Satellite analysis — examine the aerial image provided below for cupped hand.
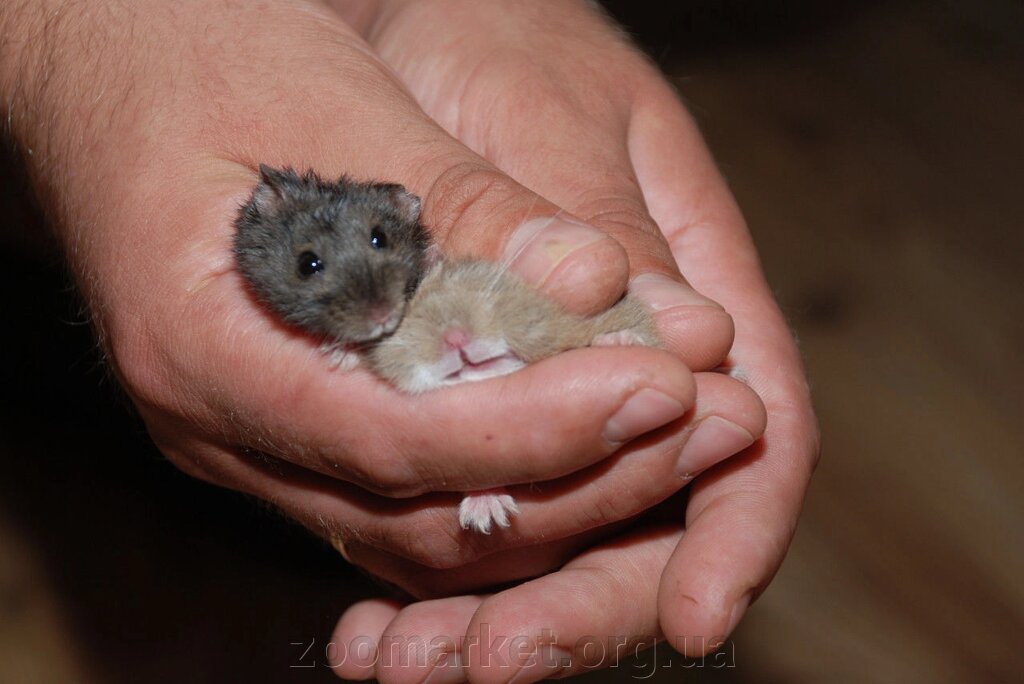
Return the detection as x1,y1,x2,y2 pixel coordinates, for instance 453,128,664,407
0,0,750,593
329,0,816,680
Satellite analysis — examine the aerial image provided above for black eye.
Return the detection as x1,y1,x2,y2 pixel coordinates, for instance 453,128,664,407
297,251,324,277
370,227,389,250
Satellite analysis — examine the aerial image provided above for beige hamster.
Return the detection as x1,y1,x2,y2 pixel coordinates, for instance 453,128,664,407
368,259,659,393
366,259,660,533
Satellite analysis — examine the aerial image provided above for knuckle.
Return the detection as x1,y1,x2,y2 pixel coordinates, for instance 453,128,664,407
397,511,473,569
103,316,178,415
351,452,425,497
424,161,527,251
572,185,661,237
581,482,645,529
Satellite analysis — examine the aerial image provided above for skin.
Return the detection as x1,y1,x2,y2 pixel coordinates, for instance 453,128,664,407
0,0,816,681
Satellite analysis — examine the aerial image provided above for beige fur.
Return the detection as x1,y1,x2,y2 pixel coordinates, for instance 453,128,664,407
367,259,659,394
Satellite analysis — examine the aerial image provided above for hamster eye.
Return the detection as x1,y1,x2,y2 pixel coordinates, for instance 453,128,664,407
370,227,389,250
297,251,324,277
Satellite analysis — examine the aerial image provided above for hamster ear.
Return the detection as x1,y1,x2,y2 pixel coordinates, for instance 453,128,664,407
377,184,422,223
251,164,299,215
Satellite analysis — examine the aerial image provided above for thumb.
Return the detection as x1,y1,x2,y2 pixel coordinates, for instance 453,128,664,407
151,1,632,316
209,14,630,316
410,163,629,316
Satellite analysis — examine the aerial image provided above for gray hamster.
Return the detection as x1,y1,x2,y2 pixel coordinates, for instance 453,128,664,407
234,165,428,346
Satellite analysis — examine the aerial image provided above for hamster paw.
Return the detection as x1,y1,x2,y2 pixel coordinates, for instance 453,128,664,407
458,489,519,534
591,327,656,347
319,342,361,371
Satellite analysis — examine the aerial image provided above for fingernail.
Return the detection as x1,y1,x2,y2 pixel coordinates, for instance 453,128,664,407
630,272,721,311
676,417,755,478
422,650,464,684
604,388,686,444
507,646,574,684
502,217,606,288
725,592,752,637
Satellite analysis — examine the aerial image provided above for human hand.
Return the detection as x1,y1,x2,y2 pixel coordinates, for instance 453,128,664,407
329,1,816,680
0,0,751,595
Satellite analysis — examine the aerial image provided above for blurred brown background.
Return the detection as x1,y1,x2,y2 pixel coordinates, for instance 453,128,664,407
1,0,1021,682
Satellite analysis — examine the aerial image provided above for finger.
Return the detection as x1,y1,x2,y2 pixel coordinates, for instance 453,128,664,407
335,527,616,599
626,74,805,384
150,422,638,577
181,372,760,584
462,526,682,684
333,528,683,684
364,0,735,369
630,273,735,370
146,424,608,574
627,81,820,651
360,596,482,684
657,405,818,655
330,598,404,680
144,260,695,495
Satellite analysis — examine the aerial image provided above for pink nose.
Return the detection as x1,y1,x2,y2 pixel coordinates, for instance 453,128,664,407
369,304,393,326
443,327,471,350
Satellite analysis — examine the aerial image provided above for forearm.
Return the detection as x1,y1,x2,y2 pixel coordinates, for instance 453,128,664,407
1,0,167,279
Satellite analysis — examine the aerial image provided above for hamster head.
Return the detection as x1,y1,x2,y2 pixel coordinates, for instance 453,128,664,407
234,165,429,345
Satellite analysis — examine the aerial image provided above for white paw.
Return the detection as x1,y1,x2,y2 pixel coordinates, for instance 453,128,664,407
319,342,360,371
458,490,520,535
591,328,651,347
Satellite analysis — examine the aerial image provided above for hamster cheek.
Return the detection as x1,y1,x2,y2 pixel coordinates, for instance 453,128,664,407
461,337,514,365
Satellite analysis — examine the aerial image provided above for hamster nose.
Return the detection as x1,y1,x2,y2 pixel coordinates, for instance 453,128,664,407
368,303,394,326
443,327,471,351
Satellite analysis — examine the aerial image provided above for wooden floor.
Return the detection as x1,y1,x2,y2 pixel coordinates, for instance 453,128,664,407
1,1,1021,682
